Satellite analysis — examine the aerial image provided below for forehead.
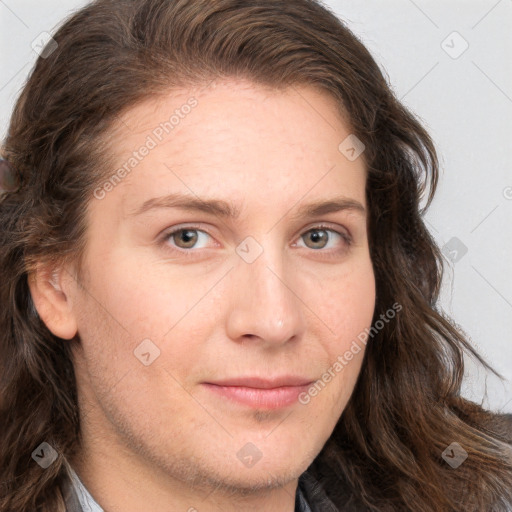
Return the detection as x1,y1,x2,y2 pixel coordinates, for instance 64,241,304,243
99,79,367,219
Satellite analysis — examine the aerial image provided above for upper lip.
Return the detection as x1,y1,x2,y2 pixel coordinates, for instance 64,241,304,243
205,376,315,389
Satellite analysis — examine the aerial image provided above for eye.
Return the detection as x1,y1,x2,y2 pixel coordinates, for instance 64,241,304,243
160,223,352,258
295,225,351,252
164,227,213,250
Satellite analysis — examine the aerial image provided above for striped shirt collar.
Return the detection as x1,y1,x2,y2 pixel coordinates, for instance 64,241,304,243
64,461,103,512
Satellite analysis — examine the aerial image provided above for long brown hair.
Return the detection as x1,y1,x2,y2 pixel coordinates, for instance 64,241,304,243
1,1,511,510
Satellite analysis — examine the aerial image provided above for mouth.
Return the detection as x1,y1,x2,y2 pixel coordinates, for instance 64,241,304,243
202,376,315,409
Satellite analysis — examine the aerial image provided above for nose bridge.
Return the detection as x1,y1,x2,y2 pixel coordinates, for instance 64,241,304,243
227,233,305,344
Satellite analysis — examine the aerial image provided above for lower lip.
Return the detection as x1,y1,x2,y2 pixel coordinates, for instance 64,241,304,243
202,383,311,409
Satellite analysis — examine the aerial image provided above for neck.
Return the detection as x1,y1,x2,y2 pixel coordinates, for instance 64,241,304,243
68,440,300,512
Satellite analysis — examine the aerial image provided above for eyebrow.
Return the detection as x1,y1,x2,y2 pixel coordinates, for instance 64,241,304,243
128,192,366,220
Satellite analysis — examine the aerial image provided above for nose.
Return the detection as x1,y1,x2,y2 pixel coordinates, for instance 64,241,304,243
225,239,306,348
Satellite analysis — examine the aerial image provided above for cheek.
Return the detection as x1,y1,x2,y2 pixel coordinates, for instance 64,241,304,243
79,249,202,339
317,260,376,343
72,249,217,392
296,260,375,411
76,239,375,360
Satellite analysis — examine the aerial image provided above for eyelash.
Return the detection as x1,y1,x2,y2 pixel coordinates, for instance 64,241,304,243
160,224,352,260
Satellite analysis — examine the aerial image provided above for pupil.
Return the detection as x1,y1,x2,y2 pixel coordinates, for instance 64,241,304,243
309,230,326,248
180,230,197,246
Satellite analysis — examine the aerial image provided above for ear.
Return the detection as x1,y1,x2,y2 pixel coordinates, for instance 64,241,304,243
28,263,78,340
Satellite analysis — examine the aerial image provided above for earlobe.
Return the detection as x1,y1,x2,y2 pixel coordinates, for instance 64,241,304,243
28,264,78,340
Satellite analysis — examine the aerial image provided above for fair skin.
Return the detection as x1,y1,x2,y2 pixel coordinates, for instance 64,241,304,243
29,79,375,512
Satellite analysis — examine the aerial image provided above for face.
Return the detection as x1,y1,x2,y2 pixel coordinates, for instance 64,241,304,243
64,79,375,497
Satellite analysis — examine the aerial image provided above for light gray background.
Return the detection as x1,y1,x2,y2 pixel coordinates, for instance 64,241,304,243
1,1,511,412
